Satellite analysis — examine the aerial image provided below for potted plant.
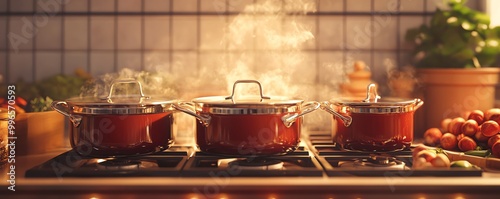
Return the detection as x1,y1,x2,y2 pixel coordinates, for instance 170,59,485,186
405,0,500,131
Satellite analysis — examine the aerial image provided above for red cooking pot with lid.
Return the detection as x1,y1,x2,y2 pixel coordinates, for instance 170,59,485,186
174,80,320,157
51,79,177,157
321,84,423,152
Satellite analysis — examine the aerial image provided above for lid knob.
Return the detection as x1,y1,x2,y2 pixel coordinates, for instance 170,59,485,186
363,83,381,103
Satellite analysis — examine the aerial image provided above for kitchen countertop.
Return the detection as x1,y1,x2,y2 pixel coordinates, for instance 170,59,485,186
1,147,500,198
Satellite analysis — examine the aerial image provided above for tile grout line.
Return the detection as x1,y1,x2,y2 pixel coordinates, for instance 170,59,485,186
196,0,200,76
141,0,145,71
87,0,91,74
315,0,320,100
32,0,36,82
370,0,374,77
114,0,118,72
61,1,65,74
169,0,173,72
5,0,10,83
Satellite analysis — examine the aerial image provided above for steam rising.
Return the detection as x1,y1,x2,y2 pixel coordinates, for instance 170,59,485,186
83,0,343,132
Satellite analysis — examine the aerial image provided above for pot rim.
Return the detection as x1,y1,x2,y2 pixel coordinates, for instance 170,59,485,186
329,97,423,114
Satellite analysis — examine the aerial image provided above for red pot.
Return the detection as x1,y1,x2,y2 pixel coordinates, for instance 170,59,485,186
321,84,423,152
175,80,320,157
52,79,177,157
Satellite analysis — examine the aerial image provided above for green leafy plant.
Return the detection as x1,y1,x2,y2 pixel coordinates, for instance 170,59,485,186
405,0,500,68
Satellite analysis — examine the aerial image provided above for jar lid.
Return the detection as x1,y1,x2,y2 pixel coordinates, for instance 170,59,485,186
331,84,423,113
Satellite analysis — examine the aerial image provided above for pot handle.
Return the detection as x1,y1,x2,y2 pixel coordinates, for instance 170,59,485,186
414,98,424,110
281,101,320,128
320,101,352,127
225,80,271,102
51,101,82,127
105,78,150,103
173,102,211,127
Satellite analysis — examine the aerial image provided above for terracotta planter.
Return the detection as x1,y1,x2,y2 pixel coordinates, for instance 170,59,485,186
418,68,500,132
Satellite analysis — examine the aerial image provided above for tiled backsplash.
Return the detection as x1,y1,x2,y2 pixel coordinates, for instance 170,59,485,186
0,0,483,88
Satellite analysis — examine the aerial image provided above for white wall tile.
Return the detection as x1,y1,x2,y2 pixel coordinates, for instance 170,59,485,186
144,51,170,71
35,0,62,13
172,51,197,77
200,16,226,50
35,51,61,81
117,16,141,50
90,0,115,12
373,14,397,50
254,15,282,50
199,52,224,69
63,0,88,12
226,16,253,50
64,16,88,50
10,0,34,12
90,51,114,76
398,50,413,66
399,16,424,50
144,16,169,50
9,52,33,82
0,17,5,50
374,0,399,12
118,0,142,12
0,51,6,79
8,17,34,50
318,16,343,50
35,16,62,50
346,0,371,12
145,0,170,12
0,0,7,12
117,51,142,71
290,51,317,85
426,0,447,12
318,51,345,86
284,0,313,13
291,16,316,50
372,51,397,86
90,16,114,50
319,0,343,12
172,16,197,50
172,0,197,12
63,51,88,75
228,0,253,12
400,0,424,12
344,51,371,71
201,0,226,13
345,16,372,50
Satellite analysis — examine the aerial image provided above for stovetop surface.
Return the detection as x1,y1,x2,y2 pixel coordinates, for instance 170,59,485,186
25,135,483,178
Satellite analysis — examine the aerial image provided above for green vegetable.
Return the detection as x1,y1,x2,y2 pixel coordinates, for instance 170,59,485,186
30,96,54,112
450,160,474,168
464,150,491,157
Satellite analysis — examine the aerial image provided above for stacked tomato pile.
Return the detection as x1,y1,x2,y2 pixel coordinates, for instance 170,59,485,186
423,109,500,158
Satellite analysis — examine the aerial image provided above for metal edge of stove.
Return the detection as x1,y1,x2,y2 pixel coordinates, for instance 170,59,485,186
314,154,482,177
181,153,324,177
25,150,190,178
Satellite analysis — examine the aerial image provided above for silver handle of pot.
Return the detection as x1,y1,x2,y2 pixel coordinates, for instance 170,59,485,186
225,80,271,102
320,101,352,127
173,102,211,127
105,78,150,103
414,98,424,110
281,101,320,128
51,101,82,127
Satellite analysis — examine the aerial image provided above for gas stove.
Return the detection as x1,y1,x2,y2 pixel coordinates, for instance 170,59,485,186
25,135,482,178
308,134,482,177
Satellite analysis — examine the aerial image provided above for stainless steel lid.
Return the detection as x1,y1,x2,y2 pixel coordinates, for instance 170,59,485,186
331,84,423,114
192,80,303,115
65,79,177,115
